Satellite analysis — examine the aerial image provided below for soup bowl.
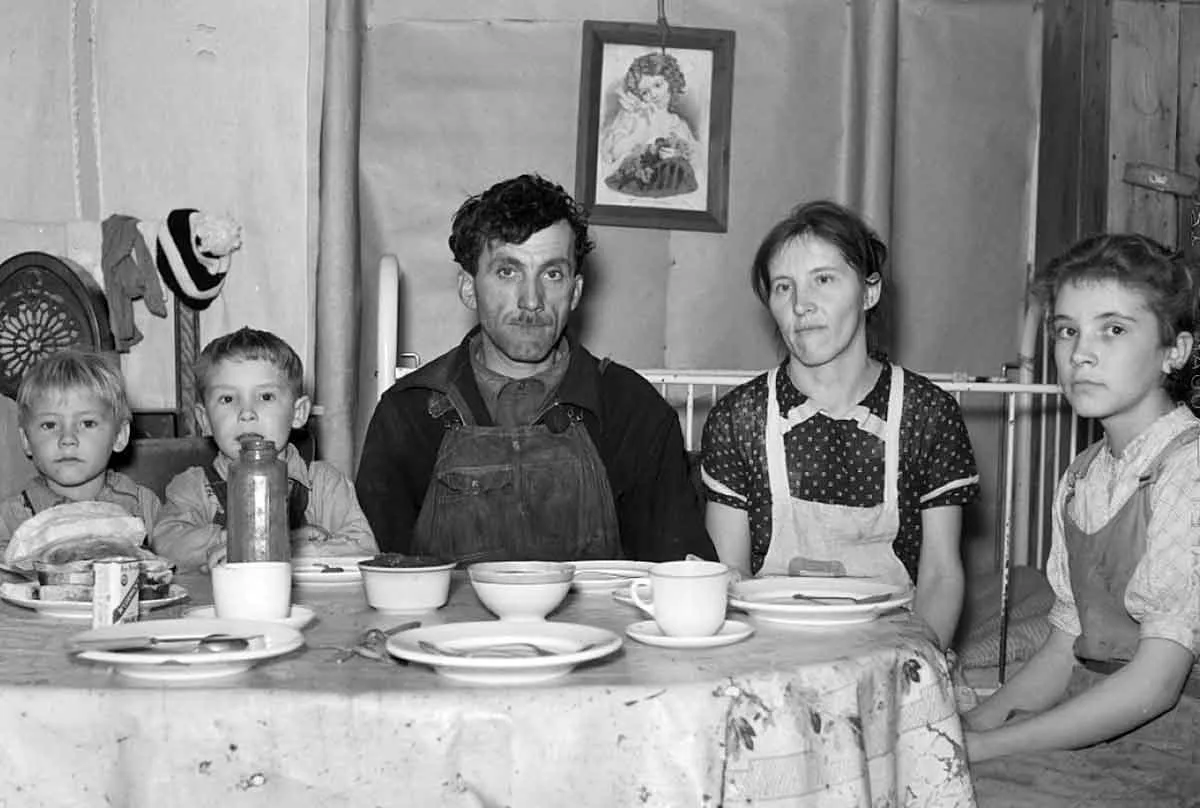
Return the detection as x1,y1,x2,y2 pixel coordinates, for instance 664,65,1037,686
358,554,455,613
468,561,575,621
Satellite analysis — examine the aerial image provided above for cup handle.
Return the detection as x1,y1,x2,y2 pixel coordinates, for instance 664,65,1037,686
628,579,655,617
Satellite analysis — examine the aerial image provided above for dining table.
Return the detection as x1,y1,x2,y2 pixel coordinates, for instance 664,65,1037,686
0,570,975,807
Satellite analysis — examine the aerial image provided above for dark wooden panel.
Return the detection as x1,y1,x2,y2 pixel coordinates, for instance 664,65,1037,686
1078,0,1113,239
1035,0,1086,270
1107,0,1180,240
1178,5,1200,253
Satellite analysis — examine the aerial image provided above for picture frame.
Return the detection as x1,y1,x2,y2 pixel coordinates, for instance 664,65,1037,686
575,21,735,233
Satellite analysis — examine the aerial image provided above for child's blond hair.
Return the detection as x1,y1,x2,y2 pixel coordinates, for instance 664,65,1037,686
16,350,131,425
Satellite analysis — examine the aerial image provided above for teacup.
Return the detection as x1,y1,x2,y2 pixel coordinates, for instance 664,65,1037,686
629,559,730,637
211,561,292,620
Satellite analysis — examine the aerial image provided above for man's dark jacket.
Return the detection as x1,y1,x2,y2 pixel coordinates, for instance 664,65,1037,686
355,332,715,562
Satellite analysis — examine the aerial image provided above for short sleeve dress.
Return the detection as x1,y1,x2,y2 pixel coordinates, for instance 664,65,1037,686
701,362,980,580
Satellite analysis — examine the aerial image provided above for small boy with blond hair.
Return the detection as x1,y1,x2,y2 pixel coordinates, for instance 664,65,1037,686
152,327,376,571
0,350,159,555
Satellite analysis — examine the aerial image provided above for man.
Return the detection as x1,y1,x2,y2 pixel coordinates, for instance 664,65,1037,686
356,174,714,563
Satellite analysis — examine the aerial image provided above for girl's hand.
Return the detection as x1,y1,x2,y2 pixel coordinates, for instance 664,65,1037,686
962,729,992,763
962,699,1015,732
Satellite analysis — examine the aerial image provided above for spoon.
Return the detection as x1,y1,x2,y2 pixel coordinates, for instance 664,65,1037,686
71,633,256,654
316,563,345,573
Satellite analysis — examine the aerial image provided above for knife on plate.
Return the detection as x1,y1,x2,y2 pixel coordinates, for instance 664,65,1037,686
70,633,261,653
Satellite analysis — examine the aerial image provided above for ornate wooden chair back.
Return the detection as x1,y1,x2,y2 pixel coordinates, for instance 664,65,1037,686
0,250,115,399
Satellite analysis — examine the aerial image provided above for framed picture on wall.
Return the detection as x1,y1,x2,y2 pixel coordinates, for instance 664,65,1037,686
575,21,735,233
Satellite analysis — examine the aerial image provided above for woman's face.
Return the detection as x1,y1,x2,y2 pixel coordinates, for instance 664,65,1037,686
767,235,879,370
636,73,672,108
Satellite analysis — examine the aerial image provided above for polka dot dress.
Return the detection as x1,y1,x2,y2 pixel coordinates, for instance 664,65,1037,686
701,361,980,580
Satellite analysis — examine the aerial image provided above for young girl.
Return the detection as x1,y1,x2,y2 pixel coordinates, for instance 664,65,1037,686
965,234,1200,803
599,51,699,199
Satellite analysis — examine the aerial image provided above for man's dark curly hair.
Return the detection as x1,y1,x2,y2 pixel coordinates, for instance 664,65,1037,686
448,174,595,276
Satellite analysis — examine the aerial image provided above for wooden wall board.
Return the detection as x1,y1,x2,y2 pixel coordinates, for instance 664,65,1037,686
1178,5,1200,253
1035,0,1112,270
1078,0,1113,240
1106,0,1180,240
1035,0,1086,269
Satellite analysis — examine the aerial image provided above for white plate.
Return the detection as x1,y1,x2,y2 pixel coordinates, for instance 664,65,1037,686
625,619,753,649
0,582,189,621
72,617,303,682
291,555,372,586
184,604,316,631
730,576,912,626
611,586,651,615
571,560,653,592
387,621,622,685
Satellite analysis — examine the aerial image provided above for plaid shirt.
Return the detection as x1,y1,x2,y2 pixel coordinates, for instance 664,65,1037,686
1047,405,1200,659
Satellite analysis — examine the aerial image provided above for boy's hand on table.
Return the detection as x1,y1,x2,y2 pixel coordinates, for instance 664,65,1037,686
291,525,332,545
204,542,227,573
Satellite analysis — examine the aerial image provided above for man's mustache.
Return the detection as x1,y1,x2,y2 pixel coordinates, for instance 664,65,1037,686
509,313,553,326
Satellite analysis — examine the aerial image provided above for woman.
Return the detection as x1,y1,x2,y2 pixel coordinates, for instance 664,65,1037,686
700,200,979,647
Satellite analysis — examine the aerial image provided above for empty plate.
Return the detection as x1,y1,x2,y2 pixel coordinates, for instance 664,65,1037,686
625,619,753,649
291,556,372,586
571,560,653,593
730,576,912,626
387,620,622,685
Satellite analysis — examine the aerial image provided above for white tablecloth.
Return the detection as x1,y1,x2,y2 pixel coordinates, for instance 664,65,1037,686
0,573,975,807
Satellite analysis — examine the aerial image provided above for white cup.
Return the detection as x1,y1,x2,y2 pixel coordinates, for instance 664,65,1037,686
629,559,730,637
211,561,292,620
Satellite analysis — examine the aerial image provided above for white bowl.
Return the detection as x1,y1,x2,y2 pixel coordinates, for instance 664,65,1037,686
358,555,455,614
468,561,574,622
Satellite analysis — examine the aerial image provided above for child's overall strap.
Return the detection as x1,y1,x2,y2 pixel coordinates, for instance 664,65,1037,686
203,463,310,531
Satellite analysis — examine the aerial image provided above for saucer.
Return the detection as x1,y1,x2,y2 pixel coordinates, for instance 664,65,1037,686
625,620,753,649
184,604,316,631
571,560,653,593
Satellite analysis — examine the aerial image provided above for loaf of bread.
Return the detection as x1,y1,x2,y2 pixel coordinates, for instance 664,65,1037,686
5,501,145,566
6,501,174,602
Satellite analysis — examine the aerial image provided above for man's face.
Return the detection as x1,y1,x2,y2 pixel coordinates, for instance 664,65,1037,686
459,220,583,379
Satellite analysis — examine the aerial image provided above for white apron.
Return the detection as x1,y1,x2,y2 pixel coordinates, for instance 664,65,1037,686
758,363,912,588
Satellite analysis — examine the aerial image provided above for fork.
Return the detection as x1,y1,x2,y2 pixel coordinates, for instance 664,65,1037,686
325,620,420,663
417,639,561,658
791,592,895,605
